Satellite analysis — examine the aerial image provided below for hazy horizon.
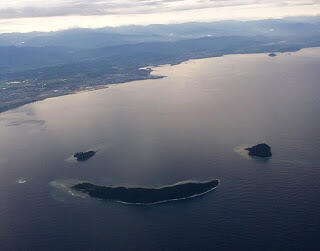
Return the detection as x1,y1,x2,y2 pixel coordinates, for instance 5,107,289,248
0,15,319,35
1,0,320,33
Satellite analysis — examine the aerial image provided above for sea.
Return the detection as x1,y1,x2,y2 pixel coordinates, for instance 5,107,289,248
0,48,319,250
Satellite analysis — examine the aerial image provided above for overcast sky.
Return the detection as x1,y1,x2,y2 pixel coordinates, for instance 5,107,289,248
0,0,320,33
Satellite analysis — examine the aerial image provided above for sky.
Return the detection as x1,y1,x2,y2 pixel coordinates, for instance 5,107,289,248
0,0,320,33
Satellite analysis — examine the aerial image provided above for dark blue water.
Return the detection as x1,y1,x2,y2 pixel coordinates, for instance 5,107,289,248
0,48,319,250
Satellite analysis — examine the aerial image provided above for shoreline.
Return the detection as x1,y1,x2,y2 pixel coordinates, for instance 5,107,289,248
0,76,164,115
1,46,315,115
72,179,220,205
113,181,220,205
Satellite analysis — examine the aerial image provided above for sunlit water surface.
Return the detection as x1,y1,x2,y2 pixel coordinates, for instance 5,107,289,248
0,48,319,250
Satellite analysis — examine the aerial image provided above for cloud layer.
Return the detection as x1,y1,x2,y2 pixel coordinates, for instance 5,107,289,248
0,0,320,32
1,0,319,19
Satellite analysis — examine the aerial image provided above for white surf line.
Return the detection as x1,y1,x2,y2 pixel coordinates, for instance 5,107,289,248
98,179,221,206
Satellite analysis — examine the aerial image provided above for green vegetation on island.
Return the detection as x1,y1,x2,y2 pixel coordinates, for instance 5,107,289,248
74,151,96,161
246,144,272,158
72,179,219,204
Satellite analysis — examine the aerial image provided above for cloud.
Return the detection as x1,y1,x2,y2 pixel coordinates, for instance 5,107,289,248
0,0,320,32
0,0,319,19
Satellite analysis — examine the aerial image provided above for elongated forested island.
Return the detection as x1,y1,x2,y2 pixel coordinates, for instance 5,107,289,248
71,179,219,204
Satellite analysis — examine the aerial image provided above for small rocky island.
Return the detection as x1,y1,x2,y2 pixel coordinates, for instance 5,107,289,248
74,151,96,161
71,179,219,204
268,53,277,57
245,143,272,158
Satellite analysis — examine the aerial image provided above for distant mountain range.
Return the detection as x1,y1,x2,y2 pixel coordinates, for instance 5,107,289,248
1,17,320,113
1,17,320,49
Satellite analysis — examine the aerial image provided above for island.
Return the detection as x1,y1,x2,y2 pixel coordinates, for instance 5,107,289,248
74,151,96,161
245,143,272,158
71,179,219,204
268,53,277,57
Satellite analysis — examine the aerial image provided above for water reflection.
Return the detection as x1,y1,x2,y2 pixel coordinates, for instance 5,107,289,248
0,48,319,250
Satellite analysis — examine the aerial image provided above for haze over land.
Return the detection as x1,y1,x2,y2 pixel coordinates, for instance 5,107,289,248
1,1,320,114
1,17,320,113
